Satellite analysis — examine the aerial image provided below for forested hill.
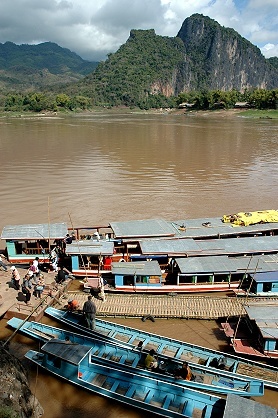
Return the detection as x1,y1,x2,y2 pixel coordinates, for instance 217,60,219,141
0,41,98,90
80,29,185,107
76,14,277,107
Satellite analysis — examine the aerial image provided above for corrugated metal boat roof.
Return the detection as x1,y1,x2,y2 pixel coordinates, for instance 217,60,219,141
250,271,278,283
1,223,68,240
204,235,278,255
66,241,114,255
42,340,90,365
110,219,176,238
244,305,278,340
140,238,202,255
111,216,278,240
140,236,278,256
176,255,278,275
112,260,161,276
223,394,277,418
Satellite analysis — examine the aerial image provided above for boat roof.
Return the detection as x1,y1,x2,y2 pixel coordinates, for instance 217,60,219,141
249,270,278,283
176,254,278,275
112,260,162,276
223,394,277,418
110,216,278,240
140,236,278,257
1,223,68,240
140,238,202,256
42,339,90,365
244,305,278,340
66,241,114,255
110,219,176,239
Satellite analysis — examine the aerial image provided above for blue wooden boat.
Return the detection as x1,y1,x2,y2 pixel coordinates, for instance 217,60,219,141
8,317,264,397
25,341,226,418
45,307,278,389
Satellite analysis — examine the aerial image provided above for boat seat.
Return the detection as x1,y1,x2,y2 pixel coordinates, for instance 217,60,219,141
110,355,121,362
124,356,135,366
169,396,186,413
192,408,203,418
149,394,166,408
115,383,129,395
133,388,149,402
91,373,107,387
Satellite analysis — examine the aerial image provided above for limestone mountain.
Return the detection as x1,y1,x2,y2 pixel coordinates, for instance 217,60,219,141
78,14,277,107
176,14,277,92
0,41,98,90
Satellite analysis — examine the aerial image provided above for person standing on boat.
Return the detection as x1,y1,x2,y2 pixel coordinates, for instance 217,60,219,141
10,266,20,290
174,362,192,381
22,277,31,304
34,273,45,298
82,295,97,330
32,257,40,282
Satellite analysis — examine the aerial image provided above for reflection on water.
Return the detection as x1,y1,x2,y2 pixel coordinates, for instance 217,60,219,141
0,112,278,232
0,112,278,415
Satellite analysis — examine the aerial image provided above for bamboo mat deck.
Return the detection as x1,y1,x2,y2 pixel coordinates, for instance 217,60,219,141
64,292,278,319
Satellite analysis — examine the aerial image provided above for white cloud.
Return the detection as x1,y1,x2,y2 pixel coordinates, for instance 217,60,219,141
261,43,278,58
0,0,276,60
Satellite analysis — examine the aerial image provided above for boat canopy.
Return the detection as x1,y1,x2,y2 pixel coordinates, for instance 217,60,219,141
223,394,277,418
244,305,278,340
140,236,278,257
140,238,202,256
110,219,176,239
41,340,90,365
66,241,114,256
1,223,68,240
176,255,258,275
222,210,278,226
249,271,278,283
112,260,161,276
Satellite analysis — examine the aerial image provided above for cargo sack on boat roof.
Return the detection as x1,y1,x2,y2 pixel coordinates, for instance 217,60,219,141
222,210,278,226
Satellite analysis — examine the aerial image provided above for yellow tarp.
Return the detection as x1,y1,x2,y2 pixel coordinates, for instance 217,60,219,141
222,210,278,226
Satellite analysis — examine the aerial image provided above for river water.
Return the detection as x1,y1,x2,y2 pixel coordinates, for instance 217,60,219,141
0,110,278,416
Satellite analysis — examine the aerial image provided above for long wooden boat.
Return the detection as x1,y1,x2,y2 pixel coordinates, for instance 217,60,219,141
25,342,227,418
45,307,278,389
8,317,264,397
221,303,278,359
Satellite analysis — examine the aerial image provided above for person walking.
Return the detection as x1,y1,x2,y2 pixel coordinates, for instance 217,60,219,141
10,266,20,290
82,295,97,330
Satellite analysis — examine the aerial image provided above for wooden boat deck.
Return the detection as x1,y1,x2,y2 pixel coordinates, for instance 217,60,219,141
63,291,278,319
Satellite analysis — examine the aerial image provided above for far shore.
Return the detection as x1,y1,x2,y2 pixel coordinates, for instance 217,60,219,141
0,107,277,119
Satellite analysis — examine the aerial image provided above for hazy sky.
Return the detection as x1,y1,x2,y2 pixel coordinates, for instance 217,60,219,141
0,0,277,62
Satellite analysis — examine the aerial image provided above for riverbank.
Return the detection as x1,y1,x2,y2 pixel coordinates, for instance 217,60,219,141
1,107,277,119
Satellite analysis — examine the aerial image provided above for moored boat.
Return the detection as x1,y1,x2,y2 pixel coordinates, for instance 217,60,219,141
25,341,227,418
45,307,278,389
0,222,68,265
8,317,264,397
221,303,278,359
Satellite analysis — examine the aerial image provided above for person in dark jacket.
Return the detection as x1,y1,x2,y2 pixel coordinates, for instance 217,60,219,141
55,267,68,284
82,295,97,330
